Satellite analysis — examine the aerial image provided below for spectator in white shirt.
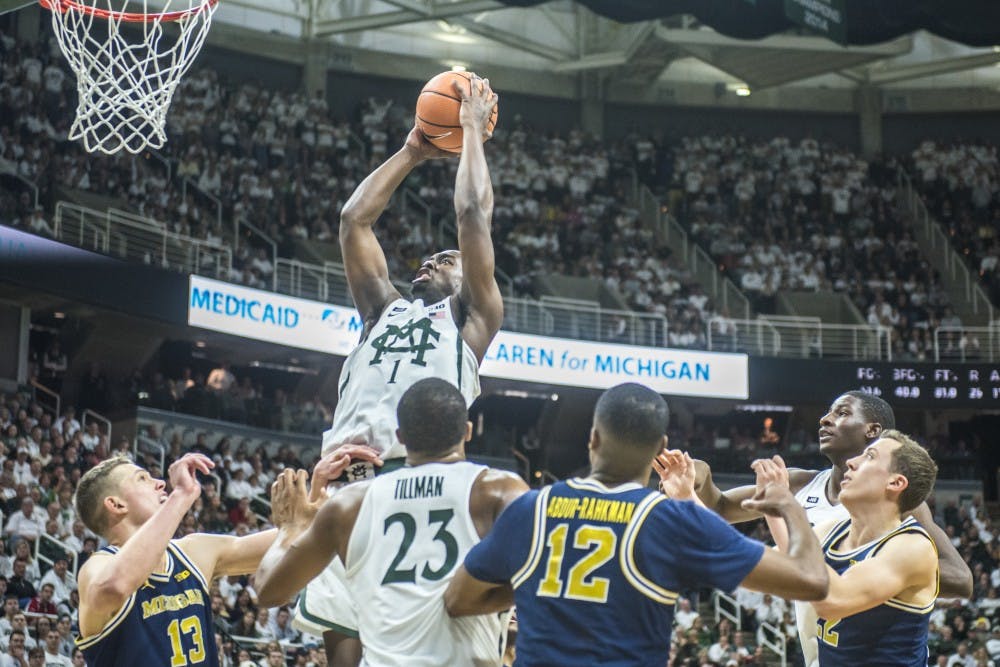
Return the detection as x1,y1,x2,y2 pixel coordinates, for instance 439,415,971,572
674,597,700,632
949,642,977,667
11,450,31,487
5,499,41,545
42,629,72,666
39,556,75,606
53,408,80,439
79,422,100,452
225,469,253,502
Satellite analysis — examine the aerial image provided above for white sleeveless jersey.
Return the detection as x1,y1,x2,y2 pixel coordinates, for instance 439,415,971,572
793,468,849,667
323,297,481,459
794,468,849,527
345,462,506,667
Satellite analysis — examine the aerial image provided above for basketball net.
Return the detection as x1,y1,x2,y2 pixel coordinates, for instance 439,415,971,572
41,0,219,155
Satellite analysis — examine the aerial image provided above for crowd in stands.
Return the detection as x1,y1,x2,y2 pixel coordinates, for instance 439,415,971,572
0,26,722,348
4,24,1000,361
910,140,1000,308
666,134,959,360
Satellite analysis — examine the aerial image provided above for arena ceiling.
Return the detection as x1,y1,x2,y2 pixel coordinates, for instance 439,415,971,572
11,0,1000,93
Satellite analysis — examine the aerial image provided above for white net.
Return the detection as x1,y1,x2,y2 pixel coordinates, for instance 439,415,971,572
43,0,218,155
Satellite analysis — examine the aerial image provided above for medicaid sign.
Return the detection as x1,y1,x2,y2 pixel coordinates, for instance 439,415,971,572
188,275,363,356
482,332,748,399
187,276,749,399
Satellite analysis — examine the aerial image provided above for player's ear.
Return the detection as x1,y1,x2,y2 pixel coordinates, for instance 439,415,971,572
866,422,882,440
588,427,600,453
464,421,473,443
102,495,126,516
395,428,405,446
887,472,908,496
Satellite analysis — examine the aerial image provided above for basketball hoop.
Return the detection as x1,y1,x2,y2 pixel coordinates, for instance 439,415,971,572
40,0,219,155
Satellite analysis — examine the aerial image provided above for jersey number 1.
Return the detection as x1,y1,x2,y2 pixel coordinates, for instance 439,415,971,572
387,359,401,384
167,615,206,666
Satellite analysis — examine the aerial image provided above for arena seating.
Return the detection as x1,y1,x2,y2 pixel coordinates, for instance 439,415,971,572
908,140,1000,308
667,134,956,361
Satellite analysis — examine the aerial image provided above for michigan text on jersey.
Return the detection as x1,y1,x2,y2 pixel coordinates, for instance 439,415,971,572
141,589,206,619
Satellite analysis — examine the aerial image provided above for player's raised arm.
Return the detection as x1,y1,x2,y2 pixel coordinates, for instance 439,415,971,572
907,501,972,598
452,75,503,361
340,128,452,322
255,475,366,608
690,458,817,524
77,454,211,633
737,483,829,601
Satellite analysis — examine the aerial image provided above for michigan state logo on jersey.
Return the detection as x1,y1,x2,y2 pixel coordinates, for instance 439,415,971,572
369,317,441,367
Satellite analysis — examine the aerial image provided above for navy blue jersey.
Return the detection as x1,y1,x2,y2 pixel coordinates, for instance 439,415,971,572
463,478,765,667
816,517,936,667
79,541,218,667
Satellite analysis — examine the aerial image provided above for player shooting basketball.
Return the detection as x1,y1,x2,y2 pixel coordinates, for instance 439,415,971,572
288,75,503,666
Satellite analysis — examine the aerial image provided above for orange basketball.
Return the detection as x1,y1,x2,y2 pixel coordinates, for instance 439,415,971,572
415,71,498,153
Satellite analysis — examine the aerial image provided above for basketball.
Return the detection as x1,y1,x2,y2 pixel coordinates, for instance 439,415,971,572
415,71,498,153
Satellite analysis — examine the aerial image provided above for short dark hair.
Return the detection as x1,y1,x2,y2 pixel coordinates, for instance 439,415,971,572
844,391,896,430
396,378,468,455
880,429,938,513
594,383,669,450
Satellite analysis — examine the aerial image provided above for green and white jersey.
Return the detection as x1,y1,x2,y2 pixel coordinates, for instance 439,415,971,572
345,462,507,667
323,297,481,459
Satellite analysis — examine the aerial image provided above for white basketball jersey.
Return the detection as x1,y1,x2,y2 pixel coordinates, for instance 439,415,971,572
345,462,506,667
323,297,481,459
793,468,849,667
794,468,849,527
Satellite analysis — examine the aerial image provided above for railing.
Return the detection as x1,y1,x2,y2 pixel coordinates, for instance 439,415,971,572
714,589,786,666
713,589,742,630
82,409,112,446
35,534,79,577
510,448,532,482
179,176,224,231
54,202,232,278
897,169,996,324
758,621,788,667
270,259,667,347
632,179,751,320
133,434,166,476
503,297,556,336
399,186,434,247
539,296,667,347
30,380,60,420
933,325,1000,362
708,316,892,360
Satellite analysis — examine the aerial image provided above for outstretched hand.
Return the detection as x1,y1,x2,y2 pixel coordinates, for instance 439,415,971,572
750,455,789,493
270,468,314,531
652,447,698,501
452,73,497,139
740,481,796,518
167,453,214,501
309,444,384,503
404,124,456,162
